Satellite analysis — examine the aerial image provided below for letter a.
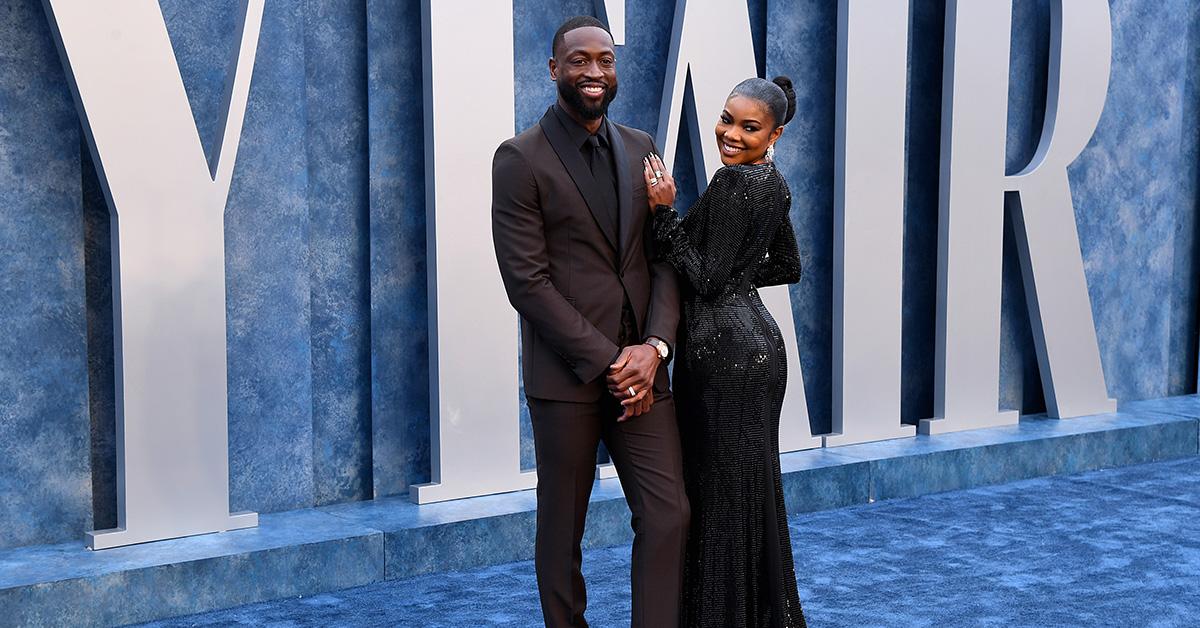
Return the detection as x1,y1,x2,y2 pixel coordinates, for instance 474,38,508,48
657,0,820,451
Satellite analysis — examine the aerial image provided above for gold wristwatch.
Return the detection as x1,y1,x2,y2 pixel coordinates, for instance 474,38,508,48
645,337,669,360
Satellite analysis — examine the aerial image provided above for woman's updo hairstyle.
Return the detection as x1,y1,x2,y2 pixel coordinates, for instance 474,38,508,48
730,75,797,128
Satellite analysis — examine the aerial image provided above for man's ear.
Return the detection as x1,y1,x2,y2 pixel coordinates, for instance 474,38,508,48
548,57,557,81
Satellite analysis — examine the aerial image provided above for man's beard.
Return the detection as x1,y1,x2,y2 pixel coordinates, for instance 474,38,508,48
557,78,618,120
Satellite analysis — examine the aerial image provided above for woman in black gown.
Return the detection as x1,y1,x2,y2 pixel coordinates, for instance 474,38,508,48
641,76,806,628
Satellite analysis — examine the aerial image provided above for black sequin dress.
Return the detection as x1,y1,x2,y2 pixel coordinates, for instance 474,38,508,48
651,162,806,628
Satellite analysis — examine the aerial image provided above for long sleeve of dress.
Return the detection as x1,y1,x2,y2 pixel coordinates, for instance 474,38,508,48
650,168,748,299
753,212,801,287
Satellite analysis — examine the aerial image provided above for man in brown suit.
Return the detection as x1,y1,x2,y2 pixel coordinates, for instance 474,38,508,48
491,16,690,628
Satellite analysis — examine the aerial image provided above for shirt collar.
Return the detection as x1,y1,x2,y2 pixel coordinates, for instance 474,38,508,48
553,102,609,150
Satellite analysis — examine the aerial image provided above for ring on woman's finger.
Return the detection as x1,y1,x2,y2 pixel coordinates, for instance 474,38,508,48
627,386,636,397
654,170,663,178
650,177,659,186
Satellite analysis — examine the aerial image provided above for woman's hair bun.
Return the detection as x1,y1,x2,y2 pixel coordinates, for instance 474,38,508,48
729,76,797,127
771,76,797,125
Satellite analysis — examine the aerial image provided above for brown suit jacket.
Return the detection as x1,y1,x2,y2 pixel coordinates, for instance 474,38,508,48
492,107,680,403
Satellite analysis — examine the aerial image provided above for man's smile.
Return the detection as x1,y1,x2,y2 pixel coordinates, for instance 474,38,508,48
579,82,607,98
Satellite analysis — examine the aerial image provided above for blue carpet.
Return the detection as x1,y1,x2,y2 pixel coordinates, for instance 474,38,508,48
137,456,1200,627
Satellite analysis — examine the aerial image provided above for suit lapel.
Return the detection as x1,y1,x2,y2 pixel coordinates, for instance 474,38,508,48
538,107,619,253
608,120,636,271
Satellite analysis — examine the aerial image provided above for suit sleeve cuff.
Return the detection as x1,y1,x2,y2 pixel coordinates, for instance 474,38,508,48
608,347,623,368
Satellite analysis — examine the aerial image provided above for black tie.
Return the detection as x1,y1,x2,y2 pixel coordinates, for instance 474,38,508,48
587,135,620,249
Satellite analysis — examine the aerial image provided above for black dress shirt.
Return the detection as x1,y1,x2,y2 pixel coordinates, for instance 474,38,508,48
552,104,620,248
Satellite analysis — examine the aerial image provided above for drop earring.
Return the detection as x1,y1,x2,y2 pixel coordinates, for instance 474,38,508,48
766,144,776,162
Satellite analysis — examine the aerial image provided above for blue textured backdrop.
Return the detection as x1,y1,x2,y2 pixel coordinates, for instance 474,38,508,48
0,0,1197,550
